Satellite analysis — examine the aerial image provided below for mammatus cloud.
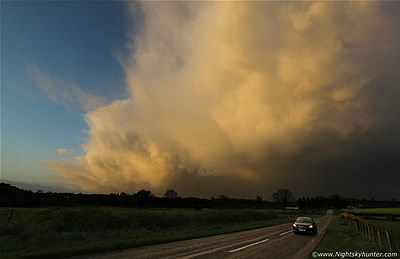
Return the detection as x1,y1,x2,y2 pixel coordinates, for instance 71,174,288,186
57,148,76,155
46,2,400,198
27,64,107,112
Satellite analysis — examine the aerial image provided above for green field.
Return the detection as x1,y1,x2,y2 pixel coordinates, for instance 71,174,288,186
346,208,400,215
0,207,323,259
343,208,400,221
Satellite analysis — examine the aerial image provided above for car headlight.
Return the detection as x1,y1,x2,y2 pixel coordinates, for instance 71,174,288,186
293,224,297,227
308,225,313,228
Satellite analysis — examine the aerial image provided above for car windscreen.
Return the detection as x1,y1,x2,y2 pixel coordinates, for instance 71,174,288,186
295,217,312,223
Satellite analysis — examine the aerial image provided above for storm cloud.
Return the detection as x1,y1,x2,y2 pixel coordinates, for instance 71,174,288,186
46,1,400,199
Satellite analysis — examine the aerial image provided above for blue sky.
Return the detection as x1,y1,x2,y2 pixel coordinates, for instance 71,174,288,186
1,0,129,188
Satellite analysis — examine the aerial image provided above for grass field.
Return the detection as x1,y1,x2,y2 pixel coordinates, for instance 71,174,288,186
344,208,400,221
0,207,323,258
346,208,400,215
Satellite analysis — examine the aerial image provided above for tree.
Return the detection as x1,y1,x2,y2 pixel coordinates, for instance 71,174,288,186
272,188,292,208
133,189,155,208
134,190,154,198
164,189,178,198
298,198,303,209
329,194,346,209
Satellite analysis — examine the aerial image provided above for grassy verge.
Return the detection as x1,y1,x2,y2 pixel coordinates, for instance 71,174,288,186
0,207,323,258
312,215,384,258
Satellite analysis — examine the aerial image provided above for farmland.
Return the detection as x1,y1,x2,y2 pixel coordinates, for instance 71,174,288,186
346,208,400,215
344,208,400,221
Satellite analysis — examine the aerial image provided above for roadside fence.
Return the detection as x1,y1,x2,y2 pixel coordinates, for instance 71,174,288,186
339,212,398,253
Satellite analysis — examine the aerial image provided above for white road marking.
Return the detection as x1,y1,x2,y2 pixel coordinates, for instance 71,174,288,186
228,239,270,253
178,226,295,258
279,230,293,236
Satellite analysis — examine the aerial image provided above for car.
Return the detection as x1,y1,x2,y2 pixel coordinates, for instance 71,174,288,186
292,216,317,235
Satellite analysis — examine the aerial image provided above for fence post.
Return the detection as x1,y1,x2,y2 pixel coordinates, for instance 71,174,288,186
361,223,364,235
364,224,368,236
377,229,382,247
389,230,398,252
368,226,375,243
386,231,393,252
363,224,367,236
370,226,375,245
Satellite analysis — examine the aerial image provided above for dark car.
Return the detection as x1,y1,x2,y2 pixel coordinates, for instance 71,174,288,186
292,216,317,235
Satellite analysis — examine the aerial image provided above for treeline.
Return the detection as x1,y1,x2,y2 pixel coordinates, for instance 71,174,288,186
297,196,348,210
1,183,398,209
296,195,398,210
0,184,272,209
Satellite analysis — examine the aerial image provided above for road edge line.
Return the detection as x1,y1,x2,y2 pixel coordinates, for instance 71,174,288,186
228,239,270,253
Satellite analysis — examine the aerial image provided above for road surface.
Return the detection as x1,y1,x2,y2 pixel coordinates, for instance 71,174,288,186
77,210,333,259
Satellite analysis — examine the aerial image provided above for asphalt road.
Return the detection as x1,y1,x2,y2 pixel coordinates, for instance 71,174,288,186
78,210,333,259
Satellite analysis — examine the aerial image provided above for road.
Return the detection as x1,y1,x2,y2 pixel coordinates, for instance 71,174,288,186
77,210,333,259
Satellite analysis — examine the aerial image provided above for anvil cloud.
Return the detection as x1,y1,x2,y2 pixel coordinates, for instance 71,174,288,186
45,1,400,198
